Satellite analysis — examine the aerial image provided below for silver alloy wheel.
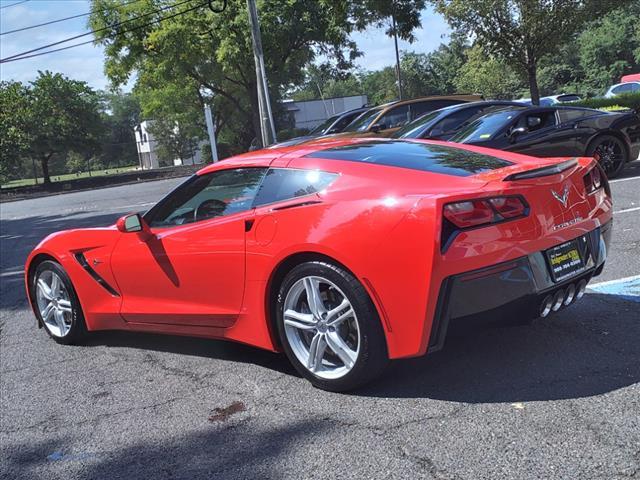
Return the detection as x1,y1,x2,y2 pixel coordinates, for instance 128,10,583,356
283,275,360,379
35,270,73,338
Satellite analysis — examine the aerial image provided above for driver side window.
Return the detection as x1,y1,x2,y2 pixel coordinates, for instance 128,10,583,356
146,168,267,228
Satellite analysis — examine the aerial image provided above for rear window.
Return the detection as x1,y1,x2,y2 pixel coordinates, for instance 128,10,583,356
305,140,512,177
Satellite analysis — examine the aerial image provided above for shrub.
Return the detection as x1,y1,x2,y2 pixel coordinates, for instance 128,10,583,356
561,92,640,111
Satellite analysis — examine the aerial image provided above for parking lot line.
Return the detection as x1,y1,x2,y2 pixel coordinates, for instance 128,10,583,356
610,175,640,183
614,206,640,214
588,274,640,302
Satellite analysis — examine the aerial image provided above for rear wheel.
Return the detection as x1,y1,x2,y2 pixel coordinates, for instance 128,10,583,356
276,261,388,392
588,135,627,178
31,260,86,345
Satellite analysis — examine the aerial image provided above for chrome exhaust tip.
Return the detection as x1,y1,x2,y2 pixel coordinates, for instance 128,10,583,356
563,284,576,306
540,295,553,318
576,279,587,300
552,290,564,312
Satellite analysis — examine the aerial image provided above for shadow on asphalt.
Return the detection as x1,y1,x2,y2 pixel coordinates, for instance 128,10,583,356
3,421,322,480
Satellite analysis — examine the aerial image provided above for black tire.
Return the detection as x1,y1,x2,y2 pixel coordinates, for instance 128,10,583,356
31,260,87,345
587,134,628,179
276,261,388,392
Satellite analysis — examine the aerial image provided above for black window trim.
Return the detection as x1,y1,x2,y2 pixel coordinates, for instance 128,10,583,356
251,167,341,210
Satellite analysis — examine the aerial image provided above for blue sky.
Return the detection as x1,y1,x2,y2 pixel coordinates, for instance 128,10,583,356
0,0,451,91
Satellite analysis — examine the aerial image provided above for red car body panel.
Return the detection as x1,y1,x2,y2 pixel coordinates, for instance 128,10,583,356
25,138,613,359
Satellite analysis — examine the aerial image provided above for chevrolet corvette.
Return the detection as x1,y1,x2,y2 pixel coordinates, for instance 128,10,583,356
26,139,613,391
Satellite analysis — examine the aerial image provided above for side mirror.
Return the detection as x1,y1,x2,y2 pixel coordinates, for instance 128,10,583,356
527,116,542,128
370,123,386,133
509,126,527,140
117,213,145,233
430,127,445,138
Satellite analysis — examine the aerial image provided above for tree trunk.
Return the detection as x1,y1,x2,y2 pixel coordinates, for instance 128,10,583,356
527,62,540,105
40,154,52,184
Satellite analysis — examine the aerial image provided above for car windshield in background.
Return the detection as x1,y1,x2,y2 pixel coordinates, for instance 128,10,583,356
392,110,446,138
450,109,523,143
343,107,383,132
309,114,340,135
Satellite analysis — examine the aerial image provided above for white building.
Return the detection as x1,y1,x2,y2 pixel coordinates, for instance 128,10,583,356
282,94,368,131
134,120,205,169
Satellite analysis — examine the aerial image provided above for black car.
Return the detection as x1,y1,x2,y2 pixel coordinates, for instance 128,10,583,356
393,100,524,141
272,106,371,148
449,106,640,178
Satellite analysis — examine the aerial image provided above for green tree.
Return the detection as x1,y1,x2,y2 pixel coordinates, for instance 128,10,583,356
430,0,625,104
0,81,31,183
26,71,103,184
455,44,525,99
98,91,141,169
90,0,424,150
578,4,640,93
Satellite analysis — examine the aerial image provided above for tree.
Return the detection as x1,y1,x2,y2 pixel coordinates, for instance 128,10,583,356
98,91,141,169
90,0,424,149
26,71,103,184
578,3,640,93
455,44,525,99
0,81,31,183
430,0,625,104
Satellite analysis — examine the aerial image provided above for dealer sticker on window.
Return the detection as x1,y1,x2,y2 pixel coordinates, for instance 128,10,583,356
546,239,586,282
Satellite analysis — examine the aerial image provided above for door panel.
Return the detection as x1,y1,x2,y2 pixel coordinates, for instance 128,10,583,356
111,214,249,327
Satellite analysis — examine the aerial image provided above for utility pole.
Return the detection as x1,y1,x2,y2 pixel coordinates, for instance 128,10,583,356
246,0,277,147
391,3,403,100
204,103,219,163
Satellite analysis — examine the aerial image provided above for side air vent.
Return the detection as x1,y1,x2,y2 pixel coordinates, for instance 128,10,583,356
74,253,120,296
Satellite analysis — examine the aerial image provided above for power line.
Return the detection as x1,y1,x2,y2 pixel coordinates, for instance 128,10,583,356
1,0,145,36
0,0,29,10
1,0,199,63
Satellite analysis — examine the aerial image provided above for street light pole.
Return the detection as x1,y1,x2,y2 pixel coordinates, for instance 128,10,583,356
391,3,403,100
246,0,277,147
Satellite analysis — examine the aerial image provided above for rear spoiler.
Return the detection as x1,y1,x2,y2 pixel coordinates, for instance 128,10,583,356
503,159,578,181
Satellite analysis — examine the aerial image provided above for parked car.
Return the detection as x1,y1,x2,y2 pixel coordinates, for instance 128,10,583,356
449,105,640,177
25,138,612,391
604,81,640,98
621,73,640,83
393,100,523,141
321,94,482,139
272,106,371,148
518,94,583,106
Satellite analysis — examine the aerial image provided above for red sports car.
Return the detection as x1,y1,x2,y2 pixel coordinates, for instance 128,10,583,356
25,139,613,391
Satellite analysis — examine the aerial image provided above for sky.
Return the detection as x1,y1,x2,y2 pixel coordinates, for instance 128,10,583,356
0,0,451,92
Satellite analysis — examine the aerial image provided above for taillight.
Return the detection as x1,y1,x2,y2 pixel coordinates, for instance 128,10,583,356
441,195,528,252
443,195,528,229
583,166,603,194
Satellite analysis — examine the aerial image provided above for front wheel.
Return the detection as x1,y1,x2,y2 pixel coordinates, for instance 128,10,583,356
31,260,87,345
588,135,628,179
276,261,388,392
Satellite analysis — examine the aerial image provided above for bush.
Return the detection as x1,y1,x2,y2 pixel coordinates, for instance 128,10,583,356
561,92,640,111
276,127,310,142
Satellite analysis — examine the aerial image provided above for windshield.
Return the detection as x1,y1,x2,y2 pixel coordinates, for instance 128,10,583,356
309,114,340,135
450,109,523,143
343,107,383,132
392,110,445,138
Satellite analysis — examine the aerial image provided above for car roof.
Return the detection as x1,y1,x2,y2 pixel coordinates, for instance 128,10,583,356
388,94,482,108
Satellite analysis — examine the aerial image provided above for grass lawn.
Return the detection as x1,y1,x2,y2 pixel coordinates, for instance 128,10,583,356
1,165,139,189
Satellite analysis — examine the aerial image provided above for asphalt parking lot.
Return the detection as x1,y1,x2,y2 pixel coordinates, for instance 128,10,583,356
1,162,639,480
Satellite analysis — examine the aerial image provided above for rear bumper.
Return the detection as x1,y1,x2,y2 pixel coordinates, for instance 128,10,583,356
427,221,612,353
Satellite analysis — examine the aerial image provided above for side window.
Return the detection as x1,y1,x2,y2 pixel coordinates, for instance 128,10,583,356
411,100,462,119
377,105,410,129
146,168,266,227
253,168,338,207
515,111,557,132
331,113,358,133
557,109,592,123
612,84,632,94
